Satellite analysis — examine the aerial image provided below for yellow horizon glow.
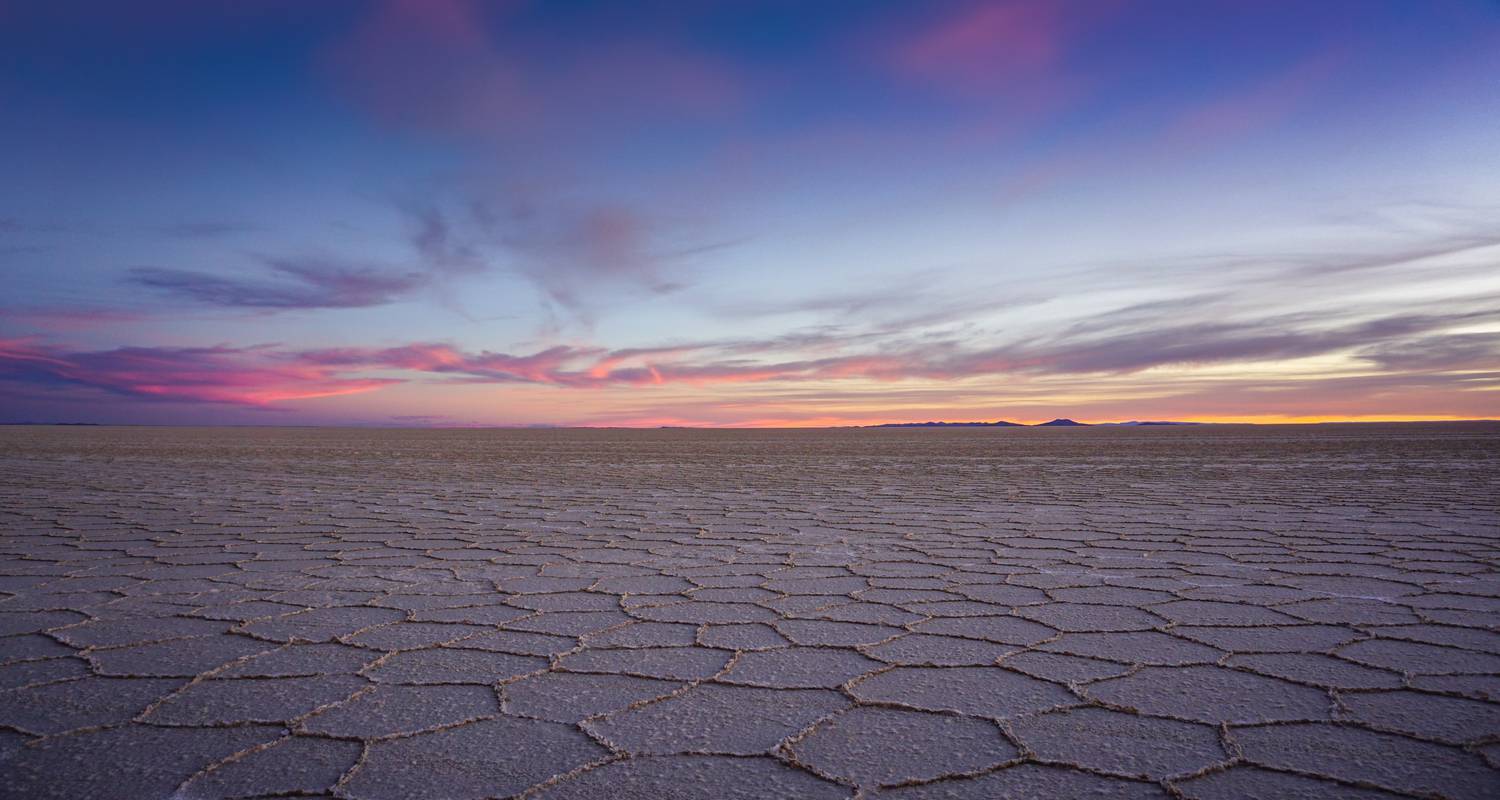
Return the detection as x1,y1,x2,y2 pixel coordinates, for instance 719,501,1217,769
568,413,1495,429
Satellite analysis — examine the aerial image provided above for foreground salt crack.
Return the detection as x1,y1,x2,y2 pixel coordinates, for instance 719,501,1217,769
1,424,1497,799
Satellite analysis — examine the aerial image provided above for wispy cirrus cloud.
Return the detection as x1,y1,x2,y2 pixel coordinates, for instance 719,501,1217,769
4,302,1496,414
0,306,148,334
405,189,705,313
10,225,1498,417
967,310,1498,378
321,0,745,313
356,282,1500,388
406,205,487,276
122,193,706,316
129,259,426,310
300,342,597,384
496,203,684,309
1359,333,1500,373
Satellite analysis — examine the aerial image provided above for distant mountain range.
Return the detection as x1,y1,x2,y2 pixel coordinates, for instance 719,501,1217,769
870,418,1205,428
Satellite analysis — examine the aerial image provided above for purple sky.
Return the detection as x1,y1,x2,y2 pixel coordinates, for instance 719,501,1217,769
2,1,1498,426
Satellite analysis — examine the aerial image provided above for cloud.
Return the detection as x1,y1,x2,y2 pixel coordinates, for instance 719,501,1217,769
126,191,711,316
13,226,1499,416
880,0,1120,102
498,203,682,308
408,190,699,312
324,0,740,142
892,2,1069,86
716,279,1047,345
1359,333,1500,372
289,304,1500,390
5,303,1496,416
1165,46,1350,148
321,0,750,313
300,342,600,384
407,205,487,276
324,0,523,138
1048,229,1500,300
1284,233,1500,281
931,314,1458,378
0,306,148,333
0,339,397,406
130,259,426,310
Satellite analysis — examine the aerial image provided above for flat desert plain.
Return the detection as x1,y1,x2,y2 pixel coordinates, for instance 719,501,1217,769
1,423,1498,799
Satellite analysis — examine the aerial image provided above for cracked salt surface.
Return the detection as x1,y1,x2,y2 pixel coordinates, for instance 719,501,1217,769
0,423,1497,799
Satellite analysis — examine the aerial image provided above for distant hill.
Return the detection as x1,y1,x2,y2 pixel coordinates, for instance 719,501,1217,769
870,420,1023,428
1036,418,1089,426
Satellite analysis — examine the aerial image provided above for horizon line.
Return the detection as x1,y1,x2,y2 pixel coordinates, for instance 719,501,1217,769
4,418,1498,431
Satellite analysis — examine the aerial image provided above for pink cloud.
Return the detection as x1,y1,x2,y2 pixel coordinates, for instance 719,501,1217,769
307,301,1498,391
1166,45,1352,148
0,307,148,333
324,0,741,141
895,2,1064,82
0,339,397,406
984,44,1354,207
325,0,529,137
5,291,1493,413
300,343,601,385
885,0,1120,98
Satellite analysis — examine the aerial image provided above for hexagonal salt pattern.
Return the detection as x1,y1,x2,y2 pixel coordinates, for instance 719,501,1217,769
1,424,1497,798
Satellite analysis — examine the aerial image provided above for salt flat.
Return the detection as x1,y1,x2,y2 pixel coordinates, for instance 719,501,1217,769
1,424,1497,799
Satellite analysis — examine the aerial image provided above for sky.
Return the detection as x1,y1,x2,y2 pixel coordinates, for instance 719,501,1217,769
2,0,1498,427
